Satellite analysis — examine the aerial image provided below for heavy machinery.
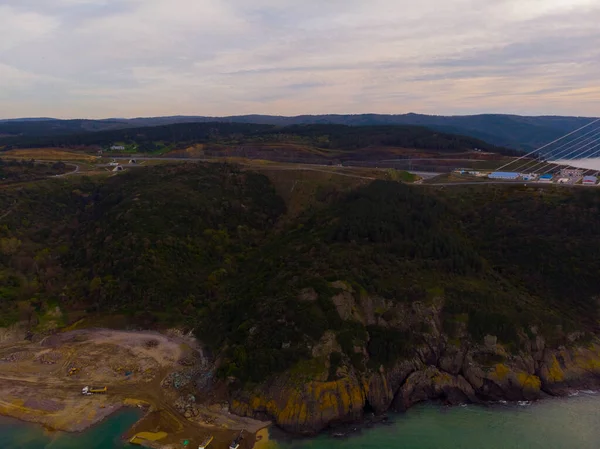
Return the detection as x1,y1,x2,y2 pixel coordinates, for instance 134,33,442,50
229,430,244,449
198,436,213,449
68,367,79,376
81,386,107,395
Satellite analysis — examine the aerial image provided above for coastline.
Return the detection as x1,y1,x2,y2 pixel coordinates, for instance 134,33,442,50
1,387,599,449
2,326,598,447
0,407,145,449
0,396,272,449
0,389,129,433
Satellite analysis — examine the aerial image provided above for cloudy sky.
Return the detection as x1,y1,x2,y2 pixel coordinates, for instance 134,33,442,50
1,0,599,119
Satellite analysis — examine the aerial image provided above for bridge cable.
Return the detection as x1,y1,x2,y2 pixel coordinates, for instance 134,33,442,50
509,126,600,173
535,141,600,175
521,134,600,175
495,118,600,172
511,127,600,174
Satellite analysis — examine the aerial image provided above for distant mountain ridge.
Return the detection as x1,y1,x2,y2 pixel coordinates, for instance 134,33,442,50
1,113,597,151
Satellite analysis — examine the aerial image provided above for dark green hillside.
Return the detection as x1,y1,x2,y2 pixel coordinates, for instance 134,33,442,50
451,186,600,326
3,113,595,151
0,164,284,328
65,164,285,322
207,182,600,382
0,119,130,138
0,122,274,150
0,164,599,385
0,178,98,326
204,180,490,381
1,122,514,157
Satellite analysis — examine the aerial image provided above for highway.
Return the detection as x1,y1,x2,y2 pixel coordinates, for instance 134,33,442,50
101,157,600,189
408,171,442,179
111,156,211,162
109,157,378,180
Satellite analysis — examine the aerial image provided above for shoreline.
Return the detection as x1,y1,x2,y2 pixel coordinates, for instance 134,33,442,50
0,394,150,433
0,406,145,449
0,401,272,449
0,392,128,433
2,388,598,448
3,327,595,447
260,389,600,447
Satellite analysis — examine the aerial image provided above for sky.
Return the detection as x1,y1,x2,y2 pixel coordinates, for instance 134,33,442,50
1,0,600,119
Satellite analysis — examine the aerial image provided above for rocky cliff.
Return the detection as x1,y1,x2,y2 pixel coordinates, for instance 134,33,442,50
229,285,600,435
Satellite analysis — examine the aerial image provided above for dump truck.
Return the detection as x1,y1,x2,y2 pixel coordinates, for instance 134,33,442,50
82,386,107,395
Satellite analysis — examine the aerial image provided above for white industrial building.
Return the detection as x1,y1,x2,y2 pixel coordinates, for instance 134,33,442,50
583,176,598,185
560,168,585,177
488,172,520,180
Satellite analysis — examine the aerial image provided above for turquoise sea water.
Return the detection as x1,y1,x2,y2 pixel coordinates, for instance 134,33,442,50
1,394,599,449
274,393,600,449
0,409,142,449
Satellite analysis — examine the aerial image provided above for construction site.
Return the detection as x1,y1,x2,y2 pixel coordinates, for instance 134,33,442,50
0,328,269,449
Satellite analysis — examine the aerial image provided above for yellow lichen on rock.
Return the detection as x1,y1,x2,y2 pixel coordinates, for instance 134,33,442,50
492,364,510,381
432,371,452,385
234,376,368,433
517,372,541,390
547,356,565,382
574,353,600,372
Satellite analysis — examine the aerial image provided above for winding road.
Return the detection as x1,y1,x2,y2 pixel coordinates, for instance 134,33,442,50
52,162,80,177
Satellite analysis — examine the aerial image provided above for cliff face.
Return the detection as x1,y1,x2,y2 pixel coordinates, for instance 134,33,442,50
229,288,600,435
231,376,367,434
231,341,600,434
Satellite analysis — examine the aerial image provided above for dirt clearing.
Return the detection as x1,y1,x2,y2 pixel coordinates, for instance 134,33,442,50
0,328,268,448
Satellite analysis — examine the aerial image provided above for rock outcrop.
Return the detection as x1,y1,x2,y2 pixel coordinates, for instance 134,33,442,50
231,340,600,435
0,322,28,345
228,284,600,435
538,345,600,394
231,376,367,434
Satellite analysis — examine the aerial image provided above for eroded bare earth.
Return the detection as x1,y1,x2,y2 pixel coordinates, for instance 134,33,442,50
0,329,268,448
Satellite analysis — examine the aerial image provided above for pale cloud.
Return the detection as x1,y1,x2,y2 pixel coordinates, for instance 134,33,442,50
0,64,54,91
0,5,59,52
0,0,599,118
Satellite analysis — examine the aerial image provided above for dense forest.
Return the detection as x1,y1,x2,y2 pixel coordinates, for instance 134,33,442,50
0,164,599,384
0,122,517,157
1,113,593,151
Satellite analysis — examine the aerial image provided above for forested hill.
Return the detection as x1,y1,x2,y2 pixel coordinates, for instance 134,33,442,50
1,163,599,385
0,122,516,156
2,113,596,151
